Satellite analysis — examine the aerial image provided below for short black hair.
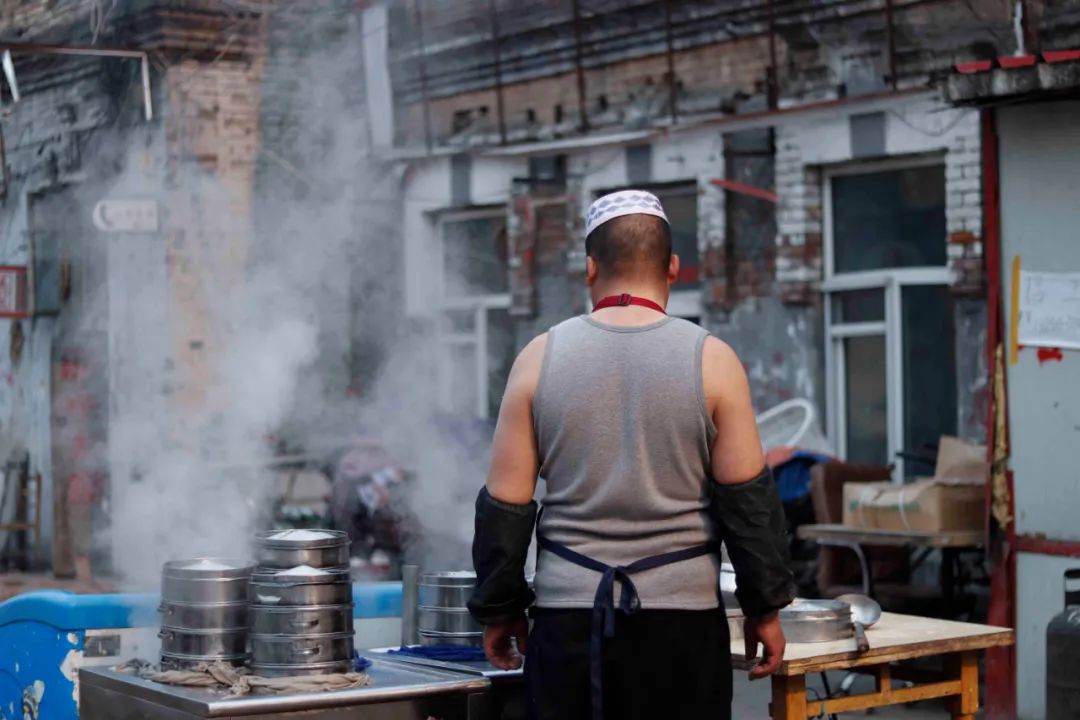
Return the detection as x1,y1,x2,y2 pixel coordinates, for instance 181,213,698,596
584,213,672,279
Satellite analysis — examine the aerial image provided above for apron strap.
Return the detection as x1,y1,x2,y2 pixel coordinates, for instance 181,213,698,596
536,531,714,720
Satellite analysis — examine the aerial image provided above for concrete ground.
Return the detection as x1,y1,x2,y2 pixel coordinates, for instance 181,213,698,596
732,670,984,719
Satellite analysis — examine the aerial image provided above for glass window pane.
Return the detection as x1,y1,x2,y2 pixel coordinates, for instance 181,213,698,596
844,335,888,465
446,342,478,416
443,215,508,297
831,165,946,273
902,285,957,477
831,288,885,323
486,309,516,420
442,310,475,334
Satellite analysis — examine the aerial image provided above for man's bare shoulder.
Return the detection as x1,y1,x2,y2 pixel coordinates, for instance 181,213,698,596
702,335,744,377
506,333,549,398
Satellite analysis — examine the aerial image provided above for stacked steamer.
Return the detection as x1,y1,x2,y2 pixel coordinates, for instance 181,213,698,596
249,529,354,676
417,571,484,647
159,558,254,670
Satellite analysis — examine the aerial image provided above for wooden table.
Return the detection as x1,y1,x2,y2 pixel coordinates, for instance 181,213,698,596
732,612,1013,719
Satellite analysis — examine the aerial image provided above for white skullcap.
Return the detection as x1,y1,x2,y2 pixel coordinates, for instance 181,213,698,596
585,189,669,239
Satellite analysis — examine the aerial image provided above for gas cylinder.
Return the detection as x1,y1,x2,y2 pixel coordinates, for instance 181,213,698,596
1047,569,1080,719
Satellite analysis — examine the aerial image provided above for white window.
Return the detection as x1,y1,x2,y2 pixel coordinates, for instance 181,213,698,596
436,209,515,420
823,156,957,479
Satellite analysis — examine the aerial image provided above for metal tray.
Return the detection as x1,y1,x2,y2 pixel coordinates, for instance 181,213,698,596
78,659,491,717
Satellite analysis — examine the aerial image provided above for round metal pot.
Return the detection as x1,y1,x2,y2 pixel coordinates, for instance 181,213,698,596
249,568,352,607
249,660,353,677
161,559,254,604
727,598,854,644
249,632,354,666
417,606,482,635
417,571,475,609
158,627,248,658
253,530,349,570
249,605,354,636
418,629,483,647
159,601,248,631
161,653,246,671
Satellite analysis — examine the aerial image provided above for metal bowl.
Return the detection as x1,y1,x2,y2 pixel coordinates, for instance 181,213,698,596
249,632,354,666
159,601,248,631
158,627,248,657
249,604,354,636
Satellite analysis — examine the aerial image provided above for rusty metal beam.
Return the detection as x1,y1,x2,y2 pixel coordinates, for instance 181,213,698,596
571,0,589,133
488,0,507,145
411,0,434,154
663,0,678,125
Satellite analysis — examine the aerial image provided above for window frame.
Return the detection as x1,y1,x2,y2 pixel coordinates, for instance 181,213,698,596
435,207,512,419
821,156,954,480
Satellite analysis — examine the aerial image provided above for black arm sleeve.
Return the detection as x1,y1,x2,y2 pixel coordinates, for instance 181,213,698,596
708,467,797,618
467,487,537,625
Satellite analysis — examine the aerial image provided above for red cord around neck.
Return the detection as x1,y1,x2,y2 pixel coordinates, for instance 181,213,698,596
592,294,666,314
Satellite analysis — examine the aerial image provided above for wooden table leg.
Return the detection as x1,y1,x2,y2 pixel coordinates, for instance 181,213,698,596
770,674,807,720
948,650,980,720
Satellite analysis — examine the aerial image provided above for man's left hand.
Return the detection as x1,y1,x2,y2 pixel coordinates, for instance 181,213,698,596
483,616,529,670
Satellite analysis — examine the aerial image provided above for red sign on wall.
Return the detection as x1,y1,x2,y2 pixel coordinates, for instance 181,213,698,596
0,266,28,319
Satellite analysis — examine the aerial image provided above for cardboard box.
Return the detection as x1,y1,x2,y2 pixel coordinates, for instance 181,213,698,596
843,479,984,532
842,436,988,533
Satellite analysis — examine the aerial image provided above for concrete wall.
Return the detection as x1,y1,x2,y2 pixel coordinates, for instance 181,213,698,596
996,100,1080,718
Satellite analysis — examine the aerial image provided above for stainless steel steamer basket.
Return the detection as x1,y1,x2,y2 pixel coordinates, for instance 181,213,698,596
249,632,355,666
249,604,354,636
417,571,476,608
158,601,247,630
417,606,482,635
158,627,248,657
161,653,247,671
248,659,354,677
253,530,349,570
248,569,352,607
418,629,483,647
161,559,255,604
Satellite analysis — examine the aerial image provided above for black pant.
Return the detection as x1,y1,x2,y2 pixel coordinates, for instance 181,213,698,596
524,608,733,720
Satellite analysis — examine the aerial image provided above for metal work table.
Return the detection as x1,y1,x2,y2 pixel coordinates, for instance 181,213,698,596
731,612,1014,719
79,659,492,720
366,648,526,720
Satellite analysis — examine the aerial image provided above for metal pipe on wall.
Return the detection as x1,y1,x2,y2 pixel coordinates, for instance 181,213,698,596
663,0,678,124
885,0,897,89
488,0,508,145
410,0,434,154
571,0,590,132
401,564,420,646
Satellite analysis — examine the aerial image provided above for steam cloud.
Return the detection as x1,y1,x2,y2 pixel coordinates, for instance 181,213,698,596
100,6,481,588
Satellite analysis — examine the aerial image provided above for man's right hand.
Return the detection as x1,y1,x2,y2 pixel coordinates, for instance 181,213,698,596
483,616,530,670
744,611,786,680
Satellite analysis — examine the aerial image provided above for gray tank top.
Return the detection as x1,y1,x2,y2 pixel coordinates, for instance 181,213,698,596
532,314,721,610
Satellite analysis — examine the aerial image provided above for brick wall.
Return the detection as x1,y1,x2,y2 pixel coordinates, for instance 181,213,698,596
945,117,984,296
774,125,823,304
161,52,268,418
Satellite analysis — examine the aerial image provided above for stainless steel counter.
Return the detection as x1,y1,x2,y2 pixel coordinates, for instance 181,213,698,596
78,660,492,720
